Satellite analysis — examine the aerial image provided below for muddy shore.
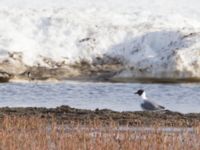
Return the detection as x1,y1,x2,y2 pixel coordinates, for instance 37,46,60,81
0,105,199,127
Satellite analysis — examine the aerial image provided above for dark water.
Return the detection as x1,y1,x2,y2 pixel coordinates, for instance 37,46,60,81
0,81,199,113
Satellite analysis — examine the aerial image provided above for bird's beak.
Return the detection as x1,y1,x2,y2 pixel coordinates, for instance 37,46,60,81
134,92,138,94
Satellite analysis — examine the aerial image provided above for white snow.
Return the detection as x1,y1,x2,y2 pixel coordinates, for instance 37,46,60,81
0,0,199,79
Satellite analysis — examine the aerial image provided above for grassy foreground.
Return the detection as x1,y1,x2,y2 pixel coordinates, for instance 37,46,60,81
0,116,199,150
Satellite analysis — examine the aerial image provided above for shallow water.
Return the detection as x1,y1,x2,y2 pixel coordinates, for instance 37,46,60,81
0,81,199,113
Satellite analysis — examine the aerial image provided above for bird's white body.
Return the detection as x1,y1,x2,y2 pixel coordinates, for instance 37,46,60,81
141,92,147,100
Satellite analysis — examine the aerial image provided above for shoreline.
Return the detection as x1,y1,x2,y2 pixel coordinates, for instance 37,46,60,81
6,76,200,84
0,105,199,127
0,55,200,83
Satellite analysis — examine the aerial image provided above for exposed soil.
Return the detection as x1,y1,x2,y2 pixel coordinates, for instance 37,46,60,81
0,105,199,127
0,53,200,83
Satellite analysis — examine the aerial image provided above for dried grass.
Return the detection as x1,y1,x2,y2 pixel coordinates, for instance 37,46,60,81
0,116,199,150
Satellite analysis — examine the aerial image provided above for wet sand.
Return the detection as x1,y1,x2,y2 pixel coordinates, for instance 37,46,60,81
0,105,199,127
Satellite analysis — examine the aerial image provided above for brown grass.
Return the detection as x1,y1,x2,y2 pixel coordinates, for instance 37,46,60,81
0,116,199,150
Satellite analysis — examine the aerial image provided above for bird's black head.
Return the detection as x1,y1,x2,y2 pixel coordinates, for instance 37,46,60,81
134,89,144,96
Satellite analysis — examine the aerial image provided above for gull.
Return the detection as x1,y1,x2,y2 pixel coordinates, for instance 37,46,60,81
134,89,165,111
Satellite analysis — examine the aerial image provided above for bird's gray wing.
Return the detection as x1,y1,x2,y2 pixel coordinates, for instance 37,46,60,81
141,100,164,110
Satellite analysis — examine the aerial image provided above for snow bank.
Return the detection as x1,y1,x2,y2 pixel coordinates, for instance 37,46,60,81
0,0,199,81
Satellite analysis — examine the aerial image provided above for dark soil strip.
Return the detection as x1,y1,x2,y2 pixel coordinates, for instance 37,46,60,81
0,105,199,127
